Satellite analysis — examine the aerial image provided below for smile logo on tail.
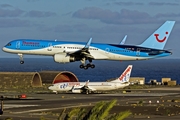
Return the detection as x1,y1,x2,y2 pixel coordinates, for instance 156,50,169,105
154,32,168,43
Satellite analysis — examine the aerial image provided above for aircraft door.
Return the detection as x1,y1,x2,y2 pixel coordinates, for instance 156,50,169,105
47,43,52,51
114,84,117,89
105,48,110,54
16,41,20,49
136,48,140,56
62,46,66,52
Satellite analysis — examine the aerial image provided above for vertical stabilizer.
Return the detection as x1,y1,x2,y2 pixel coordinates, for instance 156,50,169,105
139,21,175,49
111,65,133,83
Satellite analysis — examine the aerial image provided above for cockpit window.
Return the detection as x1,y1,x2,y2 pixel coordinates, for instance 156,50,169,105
6,43,11,46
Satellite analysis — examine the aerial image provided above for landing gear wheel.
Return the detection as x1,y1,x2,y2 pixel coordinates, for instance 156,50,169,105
87,63,91,67
84,66,88,70
86,90,89,94
20,61,24,64
90,64,95,68
80,65,84,69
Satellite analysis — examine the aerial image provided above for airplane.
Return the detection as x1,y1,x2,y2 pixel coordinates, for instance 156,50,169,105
48,65,133,94
2,21,175,69
120,35,127,45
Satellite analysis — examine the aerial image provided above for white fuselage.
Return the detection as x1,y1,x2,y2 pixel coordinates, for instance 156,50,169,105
48,82,130,92
2,44,152,61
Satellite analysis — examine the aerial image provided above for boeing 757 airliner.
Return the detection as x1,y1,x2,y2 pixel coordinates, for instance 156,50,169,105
2,21,175,69
48,65,132,94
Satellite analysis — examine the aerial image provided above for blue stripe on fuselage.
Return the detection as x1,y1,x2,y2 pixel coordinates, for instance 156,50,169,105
4,39,171,57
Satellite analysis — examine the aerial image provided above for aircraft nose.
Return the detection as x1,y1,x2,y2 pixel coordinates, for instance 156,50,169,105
2,47,7,52
48,86,54,90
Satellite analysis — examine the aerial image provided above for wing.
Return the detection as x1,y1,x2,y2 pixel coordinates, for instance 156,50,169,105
81,80,96,91
68,38,94,59
83,86,96,91
71,80,96,94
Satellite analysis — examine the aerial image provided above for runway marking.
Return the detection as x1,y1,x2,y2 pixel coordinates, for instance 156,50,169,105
11,104,93,114
12,108,61,114
61,102,97,107
94,93,179,96
4,104,39,109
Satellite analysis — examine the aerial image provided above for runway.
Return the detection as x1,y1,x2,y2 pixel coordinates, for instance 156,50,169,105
0,87,180,120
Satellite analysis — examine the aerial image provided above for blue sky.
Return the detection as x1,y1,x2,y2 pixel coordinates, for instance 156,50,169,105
0,0,180,58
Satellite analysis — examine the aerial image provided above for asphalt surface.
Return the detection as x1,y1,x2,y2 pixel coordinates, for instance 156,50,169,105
0,87,180,120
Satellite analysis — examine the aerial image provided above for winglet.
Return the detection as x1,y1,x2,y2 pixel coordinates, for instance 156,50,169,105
85,80,89,86
120,35,127,45
84,38,92,49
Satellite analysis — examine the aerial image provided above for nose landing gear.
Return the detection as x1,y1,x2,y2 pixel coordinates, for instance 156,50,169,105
18,53,24,64
20,61,24,64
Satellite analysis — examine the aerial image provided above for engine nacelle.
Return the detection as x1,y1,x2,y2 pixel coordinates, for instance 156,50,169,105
72,89,82,93
54,54,76,63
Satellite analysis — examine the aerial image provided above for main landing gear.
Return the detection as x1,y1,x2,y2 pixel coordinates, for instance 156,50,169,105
18,53,24,64
79,63,95,70
79,58,95,70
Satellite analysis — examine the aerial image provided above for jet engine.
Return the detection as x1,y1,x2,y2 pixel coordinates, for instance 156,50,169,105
54,54,76,63
72,89,82,93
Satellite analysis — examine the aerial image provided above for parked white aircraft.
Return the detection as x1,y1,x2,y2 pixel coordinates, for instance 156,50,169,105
48,65,133,94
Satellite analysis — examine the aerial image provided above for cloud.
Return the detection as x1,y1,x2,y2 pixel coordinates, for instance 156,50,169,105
54,25,74,33
73,7,157,24
0,19,31,28
53,24,96,33
114,2,144,6
0,4,13,8
25,10,56,17
149,2,179,6
155,13,180,18
36,25,53,32
72,24,89,32
62,12,72,16
0,8,24,17
0,4,56,18
26,0,40,2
